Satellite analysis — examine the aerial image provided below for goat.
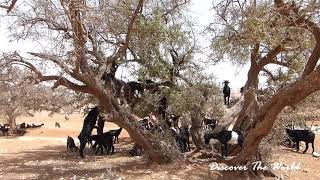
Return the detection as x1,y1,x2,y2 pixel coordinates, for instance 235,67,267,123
0,126,9,136
138,118,151,130
166,113,180,130
20,123,26,129
93,132,114,155
204,129,244,157
144,79,160,93
129,143,143,156
32,123,44,128
203,117,219,131
223,80,231,106
158,97,167,119
96,116,105,135
169,127,185,152
285,128,315,154
78,106,100,158
55,122,60,128
67,136,79,152
102,72,131,105
109,128,123,143
127,81,144,98
179,126,191,152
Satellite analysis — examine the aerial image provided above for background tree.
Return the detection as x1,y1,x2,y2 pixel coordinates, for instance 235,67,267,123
208,0,320,170
0,66,73,132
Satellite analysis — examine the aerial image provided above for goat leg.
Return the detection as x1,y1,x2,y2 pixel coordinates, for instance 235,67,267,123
224,144,228,157
79,138,86,158
303,142,309,154
296,141,300,152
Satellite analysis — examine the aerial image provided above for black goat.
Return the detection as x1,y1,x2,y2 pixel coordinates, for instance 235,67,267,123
203,117,219,131
0,126,9,136
129,143,143,156
204,130,243,157
285,128,315,154
67,136,79,152
92,132,114,155
223,80,231,106
127,81,144,98
31,123,44,128
138,118,151,130
78,106,100,158
158,97,167,119
96,116,105,135
169,127,185,152
109,128,123,143
20,123,26,129
179,126,191,152
55,122,60,128
166,113,180,129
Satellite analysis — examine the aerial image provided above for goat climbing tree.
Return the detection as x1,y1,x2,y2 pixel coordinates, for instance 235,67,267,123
209,0,320,166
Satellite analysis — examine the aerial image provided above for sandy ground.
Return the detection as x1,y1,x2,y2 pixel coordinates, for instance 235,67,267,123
0,112,320,179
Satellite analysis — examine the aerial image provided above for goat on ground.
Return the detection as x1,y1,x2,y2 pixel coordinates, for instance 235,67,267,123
178,126,191,152
223,80,231,106
202,117,218,131
285,128,315,154
67,136,79,152
129,143,143,156
31,123,44,128
109,128,123,143
0,126,9,136
55,122,60,128
92,132,115,155
78,106,100,158
204,129,243,157
166,113,180,130
169,127,185,152
20,123,26,129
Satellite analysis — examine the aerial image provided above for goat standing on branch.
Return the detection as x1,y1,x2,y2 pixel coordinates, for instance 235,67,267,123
223,80,231,106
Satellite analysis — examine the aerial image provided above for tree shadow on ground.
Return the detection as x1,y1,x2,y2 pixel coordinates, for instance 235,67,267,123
0,137,212,180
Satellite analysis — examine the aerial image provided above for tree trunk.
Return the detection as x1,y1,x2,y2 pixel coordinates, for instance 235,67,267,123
231,69,320,164
106,110,180,163
8,114,18,135
190,115,204,149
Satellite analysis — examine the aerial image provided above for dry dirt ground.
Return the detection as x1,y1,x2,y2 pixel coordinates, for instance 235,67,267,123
0,112,320,180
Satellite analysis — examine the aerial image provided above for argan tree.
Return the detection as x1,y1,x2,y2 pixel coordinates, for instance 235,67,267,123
209,0,320,167
0,66,73,131
0,0,196,163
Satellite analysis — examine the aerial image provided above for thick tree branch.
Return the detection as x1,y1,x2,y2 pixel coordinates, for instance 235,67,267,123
271,60,291,68
40,75,91,93
61,0,90,74
109,0,144,64
0,0,17,13
162,0,188,18
274,0,320,77
262,68,276,81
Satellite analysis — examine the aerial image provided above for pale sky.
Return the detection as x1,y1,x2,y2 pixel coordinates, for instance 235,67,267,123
0,0,249,92
189,0,249,90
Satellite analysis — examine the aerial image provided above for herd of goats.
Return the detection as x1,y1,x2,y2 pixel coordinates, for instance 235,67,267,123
0,67,317,158
0,123,44,136
64,103,317,159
